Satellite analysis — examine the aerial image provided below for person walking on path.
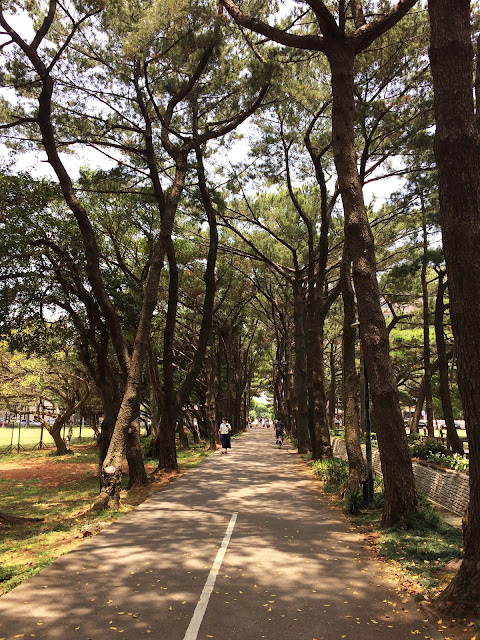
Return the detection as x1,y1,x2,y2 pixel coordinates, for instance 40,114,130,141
275,419,284,445
218,417,232,454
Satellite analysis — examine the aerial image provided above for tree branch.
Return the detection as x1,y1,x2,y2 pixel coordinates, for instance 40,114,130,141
350,0,419,54
220,0,325,51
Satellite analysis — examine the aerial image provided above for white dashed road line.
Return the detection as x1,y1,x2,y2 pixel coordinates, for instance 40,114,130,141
183,512,238,640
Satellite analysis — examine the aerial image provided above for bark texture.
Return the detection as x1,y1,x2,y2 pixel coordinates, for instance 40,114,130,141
421,207,434,437
429,0,480,611
219,0,419,523
293,277,311,453
434,273,463,454
328,42,417,525
341,254,365,488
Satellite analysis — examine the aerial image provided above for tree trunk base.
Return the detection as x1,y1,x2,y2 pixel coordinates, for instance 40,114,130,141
430,557,480,617
157,461,179,472
93,467,122,511
126,475,150,491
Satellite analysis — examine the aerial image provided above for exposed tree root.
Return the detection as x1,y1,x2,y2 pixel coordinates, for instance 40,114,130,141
0,511,44,526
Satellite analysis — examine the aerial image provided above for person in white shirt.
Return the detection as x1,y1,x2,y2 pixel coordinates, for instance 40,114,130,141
218,417,232,454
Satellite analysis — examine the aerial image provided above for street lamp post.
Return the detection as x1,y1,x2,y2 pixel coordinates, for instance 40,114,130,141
351,322,375,510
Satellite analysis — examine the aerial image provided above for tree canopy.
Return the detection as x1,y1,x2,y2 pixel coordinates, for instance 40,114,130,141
2,0,480,613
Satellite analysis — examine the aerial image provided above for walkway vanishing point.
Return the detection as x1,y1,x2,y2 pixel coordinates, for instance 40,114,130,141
0,429,445,640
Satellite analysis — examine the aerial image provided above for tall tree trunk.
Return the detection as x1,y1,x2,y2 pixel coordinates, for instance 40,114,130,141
148,344,163,444
421,200,434,437
410,384,425,434
196,404,209,440
328,41,417,525
273,348,282,419
328,342,336,431
95,192,184,508
284,340,295,435
308,308,332,460
157,237,180,470
293,277,311,453
178,417,189,449
205,351,218,451
178,146,219,411
411,358,444,435
429,0,480,611
341,254,365,489
125,417,147,488
434,273,463,454
157,409,179,470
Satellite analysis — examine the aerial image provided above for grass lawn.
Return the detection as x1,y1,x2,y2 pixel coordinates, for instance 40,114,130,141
0,425,97,451
0,440,213,594
349,505,463,598
311,458,464,601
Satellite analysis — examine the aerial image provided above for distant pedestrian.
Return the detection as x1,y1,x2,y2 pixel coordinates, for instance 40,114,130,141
219,417,232,454
275,420,284,445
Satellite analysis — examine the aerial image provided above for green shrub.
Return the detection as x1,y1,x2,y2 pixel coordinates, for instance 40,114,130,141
344,486,363,514
406,432,419,445
312,458,349,486
408,437,450,460
426,451,469,473
451,453,469,473
142,435,155,459
373,475,385,508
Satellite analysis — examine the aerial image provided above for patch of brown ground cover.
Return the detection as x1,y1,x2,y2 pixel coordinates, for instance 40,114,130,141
0,447,203,595
0,450,158,489
0,458,99,487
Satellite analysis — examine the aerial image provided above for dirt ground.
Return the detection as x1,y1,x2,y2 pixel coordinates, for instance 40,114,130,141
0,457,99,487
0,451,163,489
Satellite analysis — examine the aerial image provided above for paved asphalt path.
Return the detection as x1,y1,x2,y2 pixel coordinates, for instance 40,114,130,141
0,429,444,640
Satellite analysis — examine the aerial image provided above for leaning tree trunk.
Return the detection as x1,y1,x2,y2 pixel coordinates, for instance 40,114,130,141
94,214,182,508
328,41,417,525
429,0,480,612
434,272,463,454
48,419,71,456
177,145,219,425
148,343,164,444
96,359,122,476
